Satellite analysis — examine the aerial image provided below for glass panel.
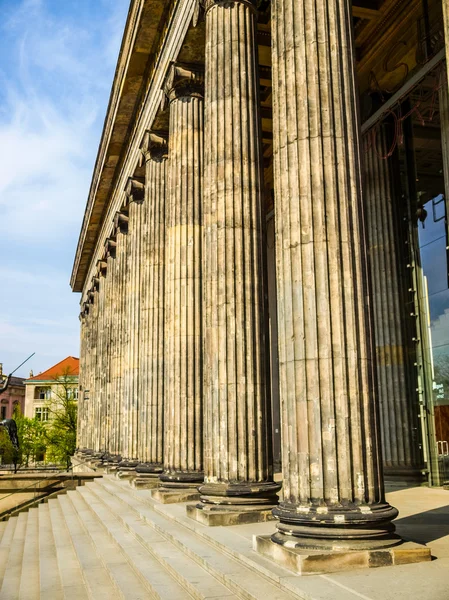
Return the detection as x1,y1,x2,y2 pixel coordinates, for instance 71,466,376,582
417,196,449,484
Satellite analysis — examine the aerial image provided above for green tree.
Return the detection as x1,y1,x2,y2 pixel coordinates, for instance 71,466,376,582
43,367,78,469
0,427,16,466
13,406,47,467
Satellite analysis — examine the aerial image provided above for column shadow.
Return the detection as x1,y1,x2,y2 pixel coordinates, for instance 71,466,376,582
394,505,449,544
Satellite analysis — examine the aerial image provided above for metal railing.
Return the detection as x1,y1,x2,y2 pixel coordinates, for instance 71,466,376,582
0,465,76,521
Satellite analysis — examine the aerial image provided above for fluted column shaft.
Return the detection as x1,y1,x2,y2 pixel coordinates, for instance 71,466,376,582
271,0,398,548
96,274,106,452
139,134,167,468
89,289,99,452
123,180,144,461
364,125,422,478
115,222,128,456
78,313,87,448
102,256,115,454
162,64,204,484
200,0,279,509
109,239,120,456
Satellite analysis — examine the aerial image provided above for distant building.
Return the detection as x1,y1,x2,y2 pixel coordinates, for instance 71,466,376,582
24,357,79,421
0,363,25,420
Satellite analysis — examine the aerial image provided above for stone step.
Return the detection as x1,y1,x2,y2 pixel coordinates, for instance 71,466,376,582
66,489,175,600
0,520,7,543
56,494,123,600
101,477,369,600
0,512,27,600
119,480,291,583
0,516,18,586
69,488,195,600
18,508,39,600
88,478,298,600
38,503,64,599
77,485,232,600
47,499,90,600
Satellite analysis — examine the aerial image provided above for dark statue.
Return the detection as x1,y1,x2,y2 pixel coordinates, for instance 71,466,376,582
0,353,35,473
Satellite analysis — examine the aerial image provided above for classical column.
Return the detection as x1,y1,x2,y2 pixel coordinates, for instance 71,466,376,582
114,214,128,462
94,273,106,458
105,236,121,461
135,132,167,487
266,0,399,551
88,286,99,454
97,262,108,457
118,178,145,476
364,125,423,482
189,0,280,526
77,308,88,451
157,63,204,499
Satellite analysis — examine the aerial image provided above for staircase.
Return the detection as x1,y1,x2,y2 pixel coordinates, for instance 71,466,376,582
0,475,304,600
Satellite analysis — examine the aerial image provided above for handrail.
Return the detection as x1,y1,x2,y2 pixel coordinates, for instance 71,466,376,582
0,466,73,506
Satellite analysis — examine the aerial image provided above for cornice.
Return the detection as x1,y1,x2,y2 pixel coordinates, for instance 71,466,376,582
71,0,172,292
79,0,197,304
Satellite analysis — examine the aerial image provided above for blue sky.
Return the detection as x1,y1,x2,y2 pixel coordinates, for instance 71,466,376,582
0,0,129,378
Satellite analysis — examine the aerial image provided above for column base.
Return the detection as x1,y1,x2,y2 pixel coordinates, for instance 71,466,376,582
130,463,164,489
187,503,275,526
115,460,139,480
273,501,400,551
152,471,203,503
188,481,281,526
255,535,431,575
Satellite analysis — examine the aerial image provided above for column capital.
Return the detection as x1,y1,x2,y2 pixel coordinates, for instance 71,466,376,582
162,62,204,104
104,236,117,259
140,130,168,163
200,0,257,16
96,259,107,277
113,210,129,234
125,177,145,204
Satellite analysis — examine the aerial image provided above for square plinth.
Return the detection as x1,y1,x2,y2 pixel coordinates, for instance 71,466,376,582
151,489,201,504
254,535,432,575
115,470,136,480
187,505,276,527
131,475,160,489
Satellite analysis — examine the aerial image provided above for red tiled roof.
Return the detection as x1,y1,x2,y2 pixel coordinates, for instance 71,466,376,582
27,357,79,381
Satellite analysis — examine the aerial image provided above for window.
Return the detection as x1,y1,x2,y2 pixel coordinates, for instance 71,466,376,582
1,406,6,420
36,387,51,400
35,407,49,422
67,388,79,400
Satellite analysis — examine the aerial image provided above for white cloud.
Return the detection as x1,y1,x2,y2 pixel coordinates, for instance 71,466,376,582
0,0,129,374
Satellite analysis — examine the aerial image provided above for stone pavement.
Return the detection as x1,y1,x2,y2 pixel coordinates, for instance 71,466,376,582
218,486,449,600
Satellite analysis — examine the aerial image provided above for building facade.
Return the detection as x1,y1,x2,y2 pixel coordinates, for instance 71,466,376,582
0,364,25,420
72,0,449,554
24,357,79,421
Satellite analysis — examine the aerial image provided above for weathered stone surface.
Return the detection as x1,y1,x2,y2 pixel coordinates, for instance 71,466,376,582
363,124,423,481
187,504,274,527
162,62,204,486
198,0,279,521
152,489,201,504
255,535,431,575
122,178,145,461
270,0,397,547
138,132,167,470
